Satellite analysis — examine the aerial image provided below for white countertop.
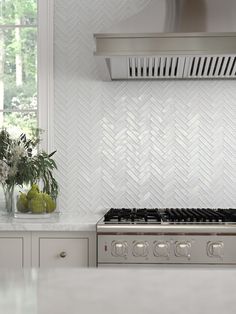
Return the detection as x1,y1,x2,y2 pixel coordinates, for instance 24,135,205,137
0,212,102,232
0,267,236,314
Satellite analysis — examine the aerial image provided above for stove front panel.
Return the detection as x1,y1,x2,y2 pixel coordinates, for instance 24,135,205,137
97,234,236,265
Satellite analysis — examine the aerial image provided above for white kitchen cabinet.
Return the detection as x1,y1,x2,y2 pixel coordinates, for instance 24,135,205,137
32,231,96,268
39,238,88,267
0,231,96,268
0,232,31,268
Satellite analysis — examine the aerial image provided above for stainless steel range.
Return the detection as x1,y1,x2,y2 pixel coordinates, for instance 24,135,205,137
97,208,236,266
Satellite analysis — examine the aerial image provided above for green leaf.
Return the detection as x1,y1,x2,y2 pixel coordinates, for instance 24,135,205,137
48,150,57,158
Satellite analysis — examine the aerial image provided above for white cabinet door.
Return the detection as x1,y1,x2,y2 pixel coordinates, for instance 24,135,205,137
32,231,96,268
39,238,89,267
0,238,23,268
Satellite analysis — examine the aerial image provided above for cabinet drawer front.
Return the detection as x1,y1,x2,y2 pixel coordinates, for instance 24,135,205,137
0,238,23,268
39,238,89,267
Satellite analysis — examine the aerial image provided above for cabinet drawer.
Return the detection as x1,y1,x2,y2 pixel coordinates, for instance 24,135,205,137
0,238,23,268
39,238,89,267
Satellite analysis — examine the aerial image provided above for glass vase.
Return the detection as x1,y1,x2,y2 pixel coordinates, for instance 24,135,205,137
2,184,15,214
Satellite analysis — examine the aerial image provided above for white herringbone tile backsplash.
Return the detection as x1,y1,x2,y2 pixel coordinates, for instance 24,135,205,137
54,0,236,214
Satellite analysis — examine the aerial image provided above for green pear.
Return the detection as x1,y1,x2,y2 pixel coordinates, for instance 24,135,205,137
29,193,46,214
16,193,29,213
43,193,56,213
32,184,39,191
27,184,40,200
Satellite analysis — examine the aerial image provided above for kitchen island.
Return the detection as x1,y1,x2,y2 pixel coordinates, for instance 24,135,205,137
0,267,235,314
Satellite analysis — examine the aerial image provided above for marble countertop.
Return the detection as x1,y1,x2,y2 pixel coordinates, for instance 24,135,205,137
0,212,102,232
0,267,236,314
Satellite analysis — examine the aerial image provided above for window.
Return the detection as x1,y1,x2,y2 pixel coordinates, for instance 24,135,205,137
0,0,54,151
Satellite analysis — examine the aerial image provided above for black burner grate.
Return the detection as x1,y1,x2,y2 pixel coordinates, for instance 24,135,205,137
162,208,228,223
104,208,161,223
103,208,236,224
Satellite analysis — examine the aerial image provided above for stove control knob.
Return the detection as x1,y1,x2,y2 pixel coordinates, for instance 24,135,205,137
132,241,149,257
111,241,128,257
153,241,170,258
175,242,191,259
207,242,224,258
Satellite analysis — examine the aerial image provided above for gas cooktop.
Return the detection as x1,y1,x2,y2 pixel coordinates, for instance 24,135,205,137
103,208,236,224
97,208,236,266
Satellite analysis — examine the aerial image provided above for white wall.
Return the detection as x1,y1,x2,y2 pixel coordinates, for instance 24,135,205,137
54,0,236,215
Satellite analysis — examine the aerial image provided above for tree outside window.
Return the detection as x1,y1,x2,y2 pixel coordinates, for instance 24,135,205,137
0,0,37,138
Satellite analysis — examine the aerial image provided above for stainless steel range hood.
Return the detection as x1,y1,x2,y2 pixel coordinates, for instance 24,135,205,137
94,0,236,80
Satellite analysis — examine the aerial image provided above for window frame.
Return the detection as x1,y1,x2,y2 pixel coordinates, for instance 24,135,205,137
0,0,54,152
38,0,54,152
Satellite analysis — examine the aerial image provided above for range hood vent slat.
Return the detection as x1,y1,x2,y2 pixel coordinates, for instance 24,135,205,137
219,57,227,76
215,56,224,76
224,56,235,76
230,57,236,75
198,57,206,76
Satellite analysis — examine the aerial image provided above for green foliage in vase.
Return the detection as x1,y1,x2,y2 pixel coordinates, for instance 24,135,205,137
30,151,59,200
0,128,59,200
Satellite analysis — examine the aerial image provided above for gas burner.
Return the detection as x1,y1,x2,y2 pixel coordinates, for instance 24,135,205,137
104,208,161,223
161,208,231,224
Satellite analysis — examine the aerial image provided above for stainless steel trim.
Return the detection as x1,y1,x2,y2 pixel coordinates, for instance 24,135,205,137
94,35,236,56
97,223,236,234
98,263,236,267
94,33,236,39
97,232,236,236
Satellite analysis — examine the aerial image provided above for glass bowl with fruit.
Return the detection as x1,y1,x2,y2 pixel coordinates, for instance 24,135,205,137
14,184,57,218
